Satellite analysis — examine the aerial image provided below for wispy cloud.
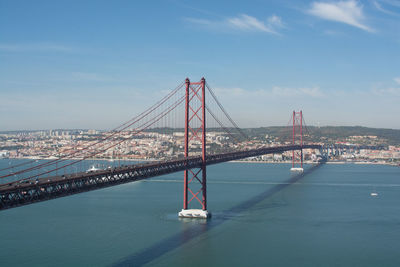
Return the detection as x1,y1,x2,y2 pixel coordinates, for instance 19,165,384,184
373,87,400,96
186,14,285,35
372,0,400,16
307,0,374,32
214,86,325,98
227,14,284,34
0,43,76,52
372,77,400,96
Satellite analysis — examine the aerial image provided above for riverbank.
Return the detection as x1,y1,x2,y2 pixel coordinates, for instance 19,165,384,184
229,160,398,166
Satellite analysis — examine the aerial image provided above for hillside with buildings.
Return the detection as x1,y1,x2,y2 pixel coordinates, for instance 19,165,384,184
243,126,400,146
0,126,399,165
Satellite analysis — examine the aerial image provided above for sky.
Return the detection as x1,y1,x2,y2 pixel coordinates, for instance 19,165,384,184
0,0,399,130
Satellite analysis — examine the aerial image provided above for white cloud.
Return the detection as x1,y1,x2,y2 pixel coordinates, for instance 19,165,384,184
372,77,400,96
268,15,285,28
0,43,76,52
213,86,324,98
186,14,284,35
227,14,281,34
373,87,400,96
308,0,374,32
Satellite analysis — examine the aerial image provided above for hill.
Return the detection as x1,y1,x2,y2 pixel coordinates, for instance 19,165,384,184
243,126,400,146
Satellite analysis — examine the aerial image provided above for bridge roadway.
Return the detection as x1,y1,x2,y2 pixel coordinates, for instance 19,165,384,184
0,144,320,210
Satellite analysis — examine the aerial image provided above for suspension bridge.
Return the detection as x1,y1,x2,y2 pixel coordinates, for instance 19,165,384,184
0,78,321,216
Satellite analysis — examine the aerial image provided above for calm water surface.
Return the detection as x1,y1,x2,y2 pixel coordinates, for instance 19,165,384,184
1,159,399,266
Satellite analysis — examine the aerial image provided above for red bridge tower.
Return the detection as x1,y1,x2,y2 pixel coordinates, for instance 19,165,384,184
178,77,210,218
291,110,304,172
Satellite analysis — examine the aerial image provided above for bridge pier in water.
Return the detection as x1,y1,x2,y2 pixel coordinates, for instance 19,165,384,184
178,77,211,219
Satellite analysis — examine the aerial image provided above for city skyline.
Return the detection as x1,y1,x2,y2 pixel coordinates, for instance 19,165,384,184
1,0,400,130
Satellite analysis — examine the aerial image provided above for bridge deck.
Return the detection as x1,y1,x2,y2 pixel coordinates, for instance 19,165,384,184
0,144,320,210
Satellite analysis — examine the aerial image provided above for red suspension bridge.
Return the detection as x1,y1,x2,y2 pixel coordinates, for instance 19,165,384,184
0,78,321,215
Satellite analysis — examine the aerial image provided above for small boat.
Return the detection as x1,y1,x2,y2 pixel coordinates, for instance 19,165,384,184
86,165,100,173
370,192,378,197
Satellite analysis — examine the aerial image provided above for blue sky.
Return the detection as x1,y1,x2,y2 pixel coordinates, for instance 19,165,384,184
0,0,399,130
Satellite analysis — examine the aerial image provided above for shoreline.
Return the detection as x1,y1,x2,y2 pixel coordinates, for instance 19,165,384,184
229,160,398,166
2,157,154,162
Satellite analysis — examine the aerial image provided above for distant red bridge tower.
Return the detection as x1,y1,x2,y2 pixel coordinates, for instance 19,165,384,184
291,110,304,172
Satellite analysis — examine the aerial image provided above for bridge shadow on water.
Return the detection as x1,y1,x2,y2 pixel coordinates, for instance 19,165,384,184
112,162,325,267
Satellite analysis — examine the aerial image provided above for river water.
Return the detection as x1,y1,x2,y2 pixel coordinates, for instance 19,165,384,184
0,159,399,266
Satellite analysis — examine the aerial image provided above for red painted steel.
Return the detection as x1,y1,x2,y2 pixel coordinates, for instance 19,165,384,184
201,77,207,210
182,77,207,211
183,78,190,209
292,110,304,168
292,111,295,168
300,110,303,168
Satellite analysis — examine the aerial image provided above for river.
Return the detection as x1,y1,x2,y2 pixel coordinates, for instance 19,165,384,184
1,159,399,266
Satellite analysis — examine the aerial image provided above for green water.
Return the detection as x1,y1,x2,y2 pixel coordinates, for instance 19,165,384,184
1,160,399,266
